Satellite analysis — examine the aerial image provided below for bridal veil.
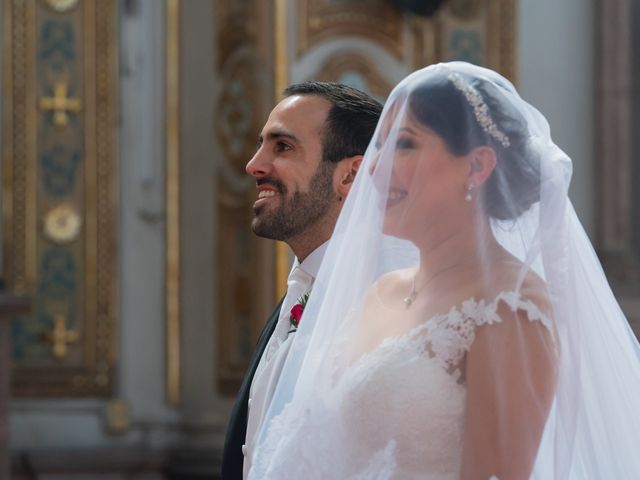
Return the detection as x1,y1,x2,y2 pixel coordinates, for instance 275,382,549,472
249,62,640,479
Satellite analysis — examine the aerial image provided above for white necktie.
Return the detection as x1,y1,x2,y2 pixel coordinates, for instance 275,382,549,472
262,266,312,365
276,266,313,341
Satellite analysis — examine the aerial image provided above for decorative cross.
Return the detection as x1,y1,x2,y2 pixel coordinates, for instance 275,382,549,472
50,313,79,359
39,82,82,128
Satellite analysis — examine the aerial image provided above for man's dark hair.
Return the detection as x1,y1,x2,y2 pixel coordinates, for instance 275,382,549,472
283,81,383,163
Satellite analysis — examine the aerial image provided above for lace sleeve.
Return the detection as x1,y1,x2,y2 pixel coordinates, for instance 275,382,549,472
426,290,556,373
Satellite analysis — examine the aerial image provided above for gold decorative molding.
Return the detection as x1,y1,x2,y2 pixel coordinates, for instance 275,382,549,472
275,0,289,300
43,203,82,244
297,0,404,59
165,0,181,407
275,0,288,102
47,313,80,359
2,0,38,296
39,82,82,128
41,0,79,13
3,0,118,396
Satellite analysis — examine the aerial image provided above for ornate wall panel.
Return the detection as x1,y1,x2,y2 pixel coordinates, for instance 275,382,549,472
2,0,118,396
215,1,276,394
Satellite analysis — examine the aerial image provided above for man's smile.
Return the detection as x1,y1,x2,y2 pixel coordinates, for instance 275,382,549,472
254,185,282,209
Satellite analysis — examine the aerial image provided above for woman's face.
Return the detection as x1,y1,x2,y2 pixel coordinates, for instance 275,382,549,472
373,108,471,242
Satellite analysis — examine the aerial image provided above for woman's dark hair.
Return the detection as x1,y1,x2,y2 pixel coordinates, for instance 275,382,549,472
407,73,540,220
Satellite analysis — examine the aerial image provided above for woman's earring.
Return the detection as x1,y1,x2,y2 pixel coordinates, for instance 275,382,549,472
465,183,474,202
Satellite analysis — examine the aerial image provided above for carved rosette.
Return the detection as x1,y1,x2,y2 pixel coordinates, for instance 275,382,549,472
3,0,118,396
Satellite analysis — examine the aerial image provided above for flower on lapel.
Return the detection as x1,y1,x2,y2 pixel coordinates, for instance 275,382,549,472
288,292,310,333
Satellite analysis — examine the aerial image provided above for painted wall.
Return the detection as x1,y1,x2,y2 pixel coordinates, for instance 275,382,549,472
518,0,595,236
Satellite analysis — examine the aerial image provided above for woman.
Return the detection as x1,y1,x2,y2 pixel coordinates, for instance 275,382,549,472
248,62,640,479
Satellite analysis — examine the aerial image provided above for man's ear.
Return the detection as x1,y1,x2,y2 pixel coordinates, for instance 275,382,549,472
335,155,363,199
467,147,497,188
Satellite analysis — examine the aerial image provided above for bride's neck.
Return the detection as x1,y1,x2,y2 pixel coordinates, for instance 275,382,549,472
414,216,499,281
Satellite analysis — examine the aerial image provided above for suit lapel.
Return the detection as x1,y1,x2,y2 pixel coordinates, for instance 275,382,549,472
221,296,285,479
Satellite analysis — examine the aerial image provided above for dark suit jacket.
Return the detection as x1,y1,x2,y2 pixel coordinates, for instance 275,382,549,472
221,297,285,480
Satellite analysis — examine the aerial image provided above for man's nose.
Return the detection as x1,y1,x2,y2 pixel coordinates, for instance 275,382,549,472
246,148,271,177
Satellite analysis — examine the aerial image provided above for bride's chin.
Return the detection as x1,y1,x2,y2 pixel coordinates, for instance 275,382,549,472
382,219,408,239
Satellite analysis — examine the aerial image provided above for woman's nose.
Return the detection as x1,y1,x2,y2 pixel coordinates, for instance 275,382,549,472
369,151,391,194
368,152,380,176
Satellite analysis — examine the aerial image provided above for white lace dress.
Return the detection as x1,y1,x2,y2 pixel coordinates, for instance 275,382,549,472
249,291,553,480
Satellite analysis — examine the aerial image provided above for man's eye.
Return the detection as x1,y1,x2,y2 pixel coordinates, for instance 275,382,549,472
276,142,291,152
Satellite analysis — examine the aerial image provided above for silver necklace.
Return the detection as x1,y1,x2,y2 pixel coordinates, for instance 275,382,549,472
403,275,420,308
403,264,465,308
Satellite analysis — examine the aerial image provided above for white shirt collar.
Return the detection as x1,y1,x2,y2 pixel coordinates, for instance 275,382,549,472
292,241,329,279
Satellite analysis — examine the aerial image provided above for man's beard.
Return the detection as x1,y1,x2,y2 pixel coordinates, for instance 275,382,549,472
251,161,337,241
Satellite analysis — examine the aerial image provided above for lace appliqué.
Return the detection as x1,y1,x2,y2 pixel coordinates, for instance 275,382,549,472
383,291,554,382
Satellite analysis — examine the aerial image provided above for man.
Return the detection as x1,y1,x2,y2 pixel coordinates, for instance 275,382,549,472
221,82,382,479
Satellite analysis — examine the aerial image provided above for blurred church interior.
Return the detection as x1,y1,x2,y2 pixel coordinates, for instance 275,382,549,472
0,0,637,478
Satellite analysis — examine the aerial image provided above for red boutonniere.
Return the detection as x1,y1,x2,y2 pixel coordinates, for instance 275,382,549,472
288,292,310,333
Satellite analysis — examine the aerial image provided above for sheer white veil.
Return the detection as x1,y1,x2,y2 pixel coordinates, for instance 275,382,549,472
249,62,640,479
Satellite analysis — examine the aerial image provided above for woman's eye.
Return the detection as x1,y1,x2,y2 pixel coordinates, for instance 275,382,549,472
395,138,414,150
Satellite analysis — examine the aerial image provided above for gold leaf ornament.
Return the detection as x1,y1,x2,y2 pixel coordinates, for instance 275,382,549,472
42,0,80,13
43,204,82,244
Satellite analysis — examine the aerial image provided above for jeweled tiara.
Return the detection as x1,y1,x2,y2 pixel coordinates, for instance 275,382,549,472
448,73,511,148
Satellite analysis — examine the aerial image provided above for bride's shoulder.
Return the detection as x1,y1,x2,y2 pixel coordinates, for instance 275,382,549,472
376,268,415,287
474,262,555,335
367,267,415,299
479,251,547,298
